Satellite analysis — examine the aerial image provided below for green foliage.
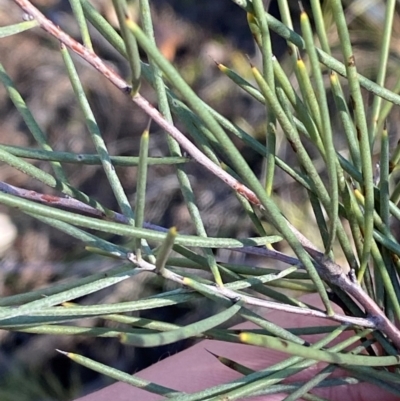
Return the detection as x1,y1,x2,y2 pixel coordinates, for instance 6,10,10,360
2,0,400,399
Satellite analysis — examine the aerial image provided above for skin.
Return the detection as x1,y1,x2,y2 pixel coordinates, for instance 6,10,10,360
74,294,398,401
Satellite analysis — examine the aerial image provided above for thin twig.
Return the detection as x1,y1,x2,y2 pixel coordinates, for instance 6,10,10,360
0,181,112,219
0,181,297,265
127,253,376,328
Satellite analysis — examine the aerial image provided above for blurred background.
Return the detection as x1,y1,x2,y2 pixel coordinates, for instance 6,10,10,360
0,0,399,399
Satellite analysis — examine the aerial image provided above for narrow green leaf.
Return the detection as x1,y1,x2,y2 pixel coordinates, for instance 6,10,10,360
155,227,177,273
283,364,335,401
60,44,136,223
112,0,141,94
0,144,188,166
0,190,281,248
329,71,361,170
0,266,137,321
69,0,92,49
368,0,396,142
240,332,400,366
0,145,121,220
294,55,323,135
0,20,38,37
0,63,67,182
247,12,262,48
206,349,254,375
120,301,242,347
300,6,338,253
0,263,132,307
58,350,180,396
137,0,223,287
135,124,150,259
309,0,331,55
330,0,374,277
0,291,197,322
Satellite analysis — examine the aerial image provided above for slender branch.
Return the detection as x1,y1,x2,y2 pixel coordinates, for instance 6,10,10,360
0,180,112,219
0,181,297,265
307,247,400,351
126,253,376,329
290,224,400,349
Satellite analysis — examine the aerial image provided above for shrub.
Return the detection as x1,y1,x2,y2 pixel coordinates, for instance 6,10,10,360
1,0,400,399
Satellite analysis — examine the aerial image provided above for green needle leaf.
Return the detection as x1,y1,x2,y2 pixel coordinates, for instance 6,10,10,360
155,227,177,273
240,332,400,367
57,350,180,396
120,301,242,347
0,20,38,37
